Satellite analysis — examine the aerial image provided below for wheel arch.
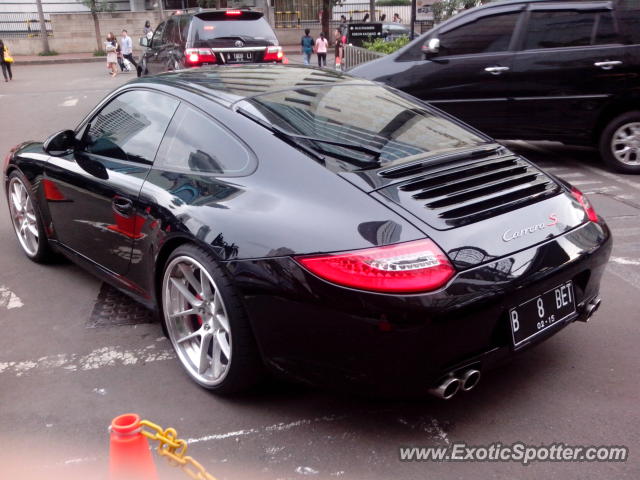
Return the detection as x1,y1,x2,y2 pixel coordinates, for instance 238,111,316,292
593,100,640,144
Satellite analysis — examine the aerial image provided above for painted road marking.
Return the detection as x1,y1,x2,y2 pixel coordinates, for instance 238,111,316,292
0,344,174,377
0,285,23,310
611,257,640,266
59,98,79,107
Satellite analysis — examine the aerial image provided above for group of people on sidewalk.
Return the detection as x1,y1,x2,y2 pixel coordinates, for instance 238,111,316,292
301,28,344,69
0,39,14,82
105,29,140,78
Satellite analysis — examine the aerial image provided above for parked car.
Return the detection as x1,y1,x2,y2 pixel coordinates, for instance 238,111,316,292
139,9,283,75
381,23,411,41
4,66,611,397
350,0,640,173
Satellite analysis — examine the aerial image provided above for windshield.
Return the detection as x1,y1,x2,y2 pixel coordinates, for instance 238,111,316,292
237,83,487,171
192,17,277,44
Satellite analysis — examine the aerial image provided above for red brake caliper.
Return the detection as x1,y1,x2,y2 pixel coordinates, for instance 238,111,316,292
195,294,204,327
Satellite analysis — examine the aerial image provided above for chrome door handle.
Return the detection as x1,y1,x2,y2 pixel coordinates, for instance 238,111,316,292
484,66,510,75
594,60,622,70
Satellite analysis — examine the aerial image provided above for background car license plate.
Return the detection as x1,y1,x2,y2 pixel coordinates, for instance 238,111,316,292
509,281,575,347
228,52,252,63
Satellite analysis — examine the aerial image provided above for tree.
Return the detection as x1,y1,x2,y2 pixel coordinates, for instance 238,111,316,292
35,0,51,54
82,1,115,53
320,0,344,38
370,0,376,22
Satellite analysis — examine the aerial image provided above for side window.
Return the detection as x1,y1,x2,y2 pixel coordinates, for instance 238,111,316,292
85,90,179,163
594,12,618,45
616,4,640,44
155,105,254,176
523,11,596,50
180,16,191,42
152,21,165,46
439,12,520,56
163,19,177,44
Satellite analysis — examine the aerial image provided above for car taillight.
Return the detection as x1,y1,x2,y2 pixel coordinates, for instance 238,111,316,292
226,9,242,15
294,239,455,293
263,46,283,62
571,187,598,223
184,48,216,66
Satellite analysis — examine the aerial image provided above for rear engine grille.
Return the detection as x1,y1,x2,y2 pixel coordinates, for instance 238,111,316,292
378,152,560,229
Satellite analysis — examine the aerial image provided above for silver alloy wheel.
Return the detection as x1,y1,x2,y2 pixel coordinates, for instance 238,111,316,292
612,121,640,166
8,177,39,256
162,255,232,386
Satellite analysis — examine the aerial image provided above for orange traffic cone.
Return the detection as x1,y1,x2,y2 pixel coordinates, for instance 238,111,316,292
109,413,158,480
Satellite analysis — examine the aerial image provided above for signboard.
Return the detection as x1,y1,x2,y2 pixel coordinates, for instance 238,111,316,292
347,22,383,46
416,0,436,21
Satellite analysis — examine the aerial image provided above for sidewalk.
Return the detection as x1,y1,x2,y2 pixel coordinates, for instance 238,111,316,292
14,45,308,65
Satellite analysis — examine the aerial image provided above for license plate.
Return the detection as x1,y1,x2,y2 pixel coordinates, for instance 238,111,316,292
509,281,576,348
227,52,252,63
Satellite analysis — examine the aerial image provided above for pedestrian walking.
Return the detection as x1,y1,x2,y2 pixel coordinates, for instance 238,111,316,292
0,39,13,82
105,32,119,77
315,32,328,68
143,20,153,40
339,15,348,40
393,13,403,23
300,28,314,66
120,29,140,76
334,29,343,71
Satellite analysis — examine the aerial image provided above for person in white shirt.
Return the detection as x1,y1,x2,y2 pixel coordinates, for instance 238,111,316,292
120,30,140,76
315,32,328,67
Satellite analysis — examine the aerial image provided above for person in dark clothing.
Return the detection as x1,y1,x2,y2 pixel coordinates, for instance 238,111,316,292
0,39,13,82
300,28,314,66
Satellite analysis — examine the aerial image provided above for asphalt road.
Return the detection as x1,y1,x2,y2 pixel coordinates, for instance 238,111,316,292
0,62,638,480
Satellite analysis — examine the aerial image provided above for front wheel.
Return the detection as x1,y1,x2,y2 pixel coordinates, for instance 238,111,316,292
161,244,263,393
6,171,54,263
599,111,640,174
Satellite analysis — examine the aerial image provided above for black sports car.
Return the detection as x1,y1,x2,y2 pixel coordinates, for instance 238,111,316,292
3,66,611,398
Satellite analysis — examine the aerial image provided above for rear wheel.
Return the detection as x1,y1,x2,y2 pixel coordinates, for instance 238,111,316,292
161,244,263,393
600,111,640,173
6,171,53,263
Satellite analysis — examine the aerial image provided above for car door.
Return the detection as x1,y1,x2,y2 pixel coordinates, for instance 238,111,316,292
144,21,166,75
395,5,525,138
45,89,179,277
507,2,626,142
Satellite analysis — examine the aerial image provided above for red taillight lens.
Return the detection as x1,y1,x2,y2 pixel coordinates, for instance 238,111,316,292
226,9,242,15
295,239,455,293
571,187,598,223
184,48,216,66
263,46,284,62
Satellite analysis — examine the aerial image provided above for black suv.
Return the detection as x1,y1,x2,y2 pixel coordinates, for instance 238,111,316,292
139,10,283,75
351,0,640,173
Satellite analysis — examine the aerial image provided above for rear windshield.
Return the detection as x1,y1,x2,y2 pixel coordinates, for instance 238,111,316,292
238,83,487,171
192,16,277,43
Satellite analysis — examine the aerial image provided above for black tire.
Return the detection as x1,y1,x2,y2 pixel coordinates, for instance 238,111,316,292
6,170,55,263
599,111,640,174
160,243,263,394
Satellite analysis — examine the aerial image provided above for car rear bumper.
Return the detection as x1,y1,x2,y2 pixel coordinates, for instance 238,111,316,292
225,220,612,393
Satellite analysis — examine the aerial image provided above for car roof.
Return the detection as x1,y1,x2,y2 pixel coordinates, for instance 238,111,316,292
131,65,376,107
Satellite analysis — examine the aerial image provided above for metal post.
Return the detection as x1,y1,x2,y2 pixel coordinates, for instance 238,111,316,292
410,0,416,39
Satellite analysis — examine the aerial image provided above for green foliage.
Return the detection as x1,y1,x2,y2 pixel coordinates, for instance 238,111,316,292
81,0,115,13
38,50,58,56
375,0,411,6
93,49,106,56
363,35,410,54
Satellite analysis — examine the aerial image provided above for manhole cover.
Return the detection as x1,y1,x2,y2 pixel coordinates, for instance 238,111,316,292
87,283,155,328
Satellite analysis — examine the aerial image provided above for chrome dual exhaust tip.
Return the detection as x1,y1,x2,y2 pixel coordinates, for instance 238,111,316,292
428,376,461,400
579,296,602,322
460,369,481,392
428,368,481,400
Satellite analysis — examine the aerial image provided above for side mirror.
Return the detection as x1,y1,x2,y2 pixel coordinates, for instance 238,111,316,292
43,130,75,155
422,38,440,56
140,36,149,48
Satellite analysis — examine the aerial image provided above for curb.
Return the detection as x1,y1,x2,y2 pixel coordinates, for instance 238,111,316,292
15,56,106,66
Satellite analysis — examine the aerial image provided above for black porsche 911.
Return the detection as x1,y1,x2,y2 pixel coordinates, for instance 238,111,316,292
3,66,611,398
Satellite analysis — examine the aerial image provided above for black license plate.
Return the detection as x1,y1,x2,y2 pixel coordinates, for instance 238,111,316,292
227,52,252,63
509,281,576,348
